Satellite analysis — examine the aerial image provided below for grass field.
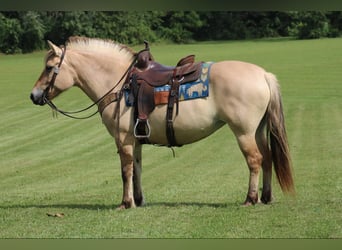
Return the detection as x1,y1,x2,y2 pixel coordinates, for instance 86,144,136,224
0,38,341,238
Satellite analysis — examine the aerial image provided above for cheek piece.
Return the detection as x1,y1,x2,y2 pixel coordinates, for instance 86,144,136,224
43,46,66,100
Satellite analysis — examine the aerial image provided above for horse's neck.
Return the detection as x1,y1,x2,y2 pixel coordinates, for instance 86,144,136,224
70,50,132,102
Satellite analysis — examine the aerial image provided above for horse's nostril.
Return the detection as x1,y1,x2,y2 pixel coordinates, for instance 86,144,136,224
30,89,46,105
30,92,43,105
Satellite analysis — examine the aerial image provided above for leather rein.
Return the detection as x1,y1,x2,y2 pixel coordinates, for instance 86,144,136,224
44,45,147,119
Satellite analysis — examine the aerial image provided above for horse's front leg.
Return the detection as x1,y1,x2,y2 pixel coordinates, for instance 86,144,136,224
133,142,145,206
117,142,136,209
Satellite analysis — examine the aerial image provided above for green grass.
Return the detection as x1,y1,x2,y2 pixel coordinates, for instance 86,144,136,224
0,38,341,238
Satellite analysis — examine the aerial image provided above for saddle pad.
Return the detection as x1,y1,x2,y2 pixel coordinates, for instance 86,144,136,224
124,62,213,107
154,62,213,105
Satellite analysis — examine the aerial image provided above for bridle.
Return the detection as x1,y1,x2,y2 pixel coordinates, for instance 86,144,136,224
44,46,66,95
43,45,147,120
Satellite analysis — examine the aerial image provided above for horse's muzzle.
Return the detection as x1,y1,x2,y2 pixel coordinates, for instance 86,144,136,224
30,88,46,106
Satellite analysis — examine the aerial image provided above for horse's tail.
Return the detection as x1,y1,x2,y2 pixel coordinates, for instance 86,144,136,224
265,72,295,195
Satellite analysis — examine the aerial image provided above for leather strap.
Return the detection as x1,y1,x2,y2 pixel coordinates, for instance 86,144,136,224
98,92,119,115
166,69,182,147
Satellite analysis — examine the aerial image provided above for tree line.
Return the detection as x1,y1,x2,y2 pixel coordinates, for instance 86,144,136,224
0,11,341,54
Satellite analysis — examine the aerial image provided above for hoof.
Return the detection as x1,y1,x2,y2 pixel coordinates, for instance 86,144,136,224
134,195,145,207
116,204,127,210
242,195,259,206
261,197,273,204
116,200,136,210
242,201,254,206
261,190,273,204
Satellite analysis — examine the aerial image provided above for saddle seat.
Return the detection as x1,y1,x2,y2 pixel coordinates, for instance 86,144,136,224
133,50,201,86
126,44,203,146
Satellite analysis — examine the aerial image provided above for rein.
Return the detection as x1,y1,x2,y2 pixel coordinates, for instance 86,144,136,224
44,46,148,119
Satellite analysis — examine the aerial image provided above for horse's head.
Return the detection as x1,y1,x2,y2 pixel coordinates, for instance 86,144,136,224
30,40,75,106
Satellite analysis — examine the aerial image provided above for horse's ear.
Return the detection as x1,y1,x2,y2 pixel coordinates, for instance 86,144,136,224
47,40,62,57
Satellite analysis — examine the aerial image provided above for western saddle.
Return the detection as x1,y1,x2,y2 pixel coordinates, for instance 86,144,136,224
125,42,203,146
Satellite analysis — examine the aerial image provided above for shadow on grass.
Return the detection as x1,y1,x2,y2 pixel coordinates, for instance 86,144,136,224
0,201,239,210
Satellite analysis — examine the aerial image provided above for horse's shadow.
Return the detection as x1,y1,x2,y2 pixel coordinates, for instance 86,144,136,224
0,201,237,211
147,201,237,209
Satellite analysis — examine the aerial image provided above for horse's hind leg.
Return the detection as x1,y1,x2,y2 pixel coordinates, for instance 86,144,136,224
237,133,263,205
255,123,273,204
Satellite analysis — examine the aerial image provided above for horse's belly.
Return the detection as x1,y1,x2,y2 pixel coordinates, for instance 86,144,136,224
147,98,224,145
172,118,225,145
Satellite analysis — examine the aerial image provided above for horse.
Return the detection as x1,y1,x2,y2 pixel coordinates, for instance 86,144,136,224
30,36,294,209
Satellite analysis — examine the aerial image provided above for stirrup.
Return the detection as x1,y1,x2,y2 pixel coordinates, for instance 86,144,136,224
134,119,151,139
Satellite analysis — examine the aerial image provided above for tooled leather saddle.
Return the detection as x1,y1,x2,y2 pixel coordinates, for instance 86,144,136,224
126,42,202,146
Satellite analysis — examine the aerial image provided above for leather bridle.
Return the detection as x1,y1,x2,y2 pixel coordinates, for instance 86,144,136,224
44,46,66,95
43,45,148,119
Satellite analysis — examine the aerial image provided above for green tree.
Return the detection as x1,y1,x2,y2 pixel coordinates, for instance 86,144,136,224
326,11,342,37
159,11,203,43
0,11,341,54
288,11,329,39
43,11,97,46
105,11,161,44
0,13,23,53
42,11,161,46
19,11,45,53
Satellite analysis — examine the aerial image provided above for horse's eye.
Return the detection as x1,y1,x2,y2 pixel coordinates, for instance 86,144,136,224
46,66,53,72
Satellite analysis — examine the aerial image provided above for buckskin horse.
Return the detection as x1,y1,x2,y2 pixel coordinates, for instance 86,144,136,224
30,36,294,209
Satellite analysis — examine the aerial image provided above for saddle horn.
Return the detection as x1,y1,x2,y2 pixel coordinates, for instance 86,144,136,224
144,40,149,50
135,41,154,69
